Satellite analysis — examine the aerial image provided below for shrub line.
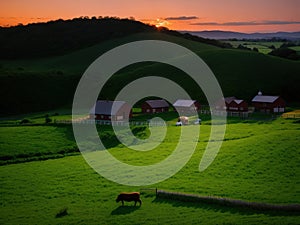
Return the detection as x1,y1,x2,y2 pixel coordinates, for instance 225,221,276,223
0,151,79,166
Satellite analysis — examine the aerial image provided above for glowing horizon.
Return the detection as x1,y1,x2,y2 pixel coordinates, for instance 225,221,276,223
0,0,299,33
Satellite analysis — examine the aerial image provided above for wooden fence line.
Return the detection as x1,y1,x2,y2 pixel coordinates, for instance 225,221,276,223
55,119,169,126
155,189,300,212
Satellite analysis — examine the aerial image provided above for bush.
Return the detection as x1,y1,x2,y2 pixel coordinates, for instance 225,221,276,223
20,118,31,124
55,207,68,218
269,47,300,60
45,116,52,123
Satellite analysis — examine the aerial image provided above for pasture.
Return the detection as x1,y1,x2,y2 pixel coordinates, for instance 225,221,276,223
224,41,284,54
0,116,300,224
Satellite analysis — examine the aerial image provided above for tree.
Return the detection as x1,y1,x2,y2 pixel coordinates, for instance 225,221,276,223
269,47,300,60
45,114,52,123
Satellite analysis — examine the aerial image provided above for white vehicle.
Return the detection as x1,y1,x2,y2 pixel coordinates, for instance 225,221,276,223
176,121,183,126
194,118,201,125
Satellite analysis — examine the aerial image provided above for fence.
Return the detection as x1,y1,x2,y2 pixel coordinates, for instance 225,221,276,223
55,119,170,126
282,110,300,119
154,189,300,212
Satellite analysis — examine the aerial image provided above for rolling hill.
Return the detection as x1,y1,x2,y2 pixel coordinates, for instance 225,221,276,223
0,18,300,115
183,30,300,40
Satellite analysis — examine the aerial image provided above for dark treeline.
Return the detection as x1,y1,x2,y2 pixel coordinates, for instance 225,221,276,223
0,17,230,59
269,48,300,60
0,17,155,59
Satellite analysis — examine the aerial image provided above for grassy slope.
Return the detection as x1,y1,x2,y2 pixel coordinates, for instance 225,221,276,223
224,41,284,54
0,32,218,76
1,156,299,225
0,125,77,161
1,121,300,224
1,118,299,198
1,32,300,115
0,116,299,224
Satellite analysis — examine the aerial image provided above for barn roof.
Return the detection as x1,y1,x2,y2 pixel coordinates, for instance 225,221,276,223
233,99,244,104
215,97,246,106
224,97,236,104
252,95,279,103
145,99,169,108
173,99,197,107
90,100,128,115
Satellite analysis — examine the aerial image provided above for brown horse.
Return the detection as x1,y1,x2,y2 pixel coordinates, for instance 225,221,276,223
116,192,142,206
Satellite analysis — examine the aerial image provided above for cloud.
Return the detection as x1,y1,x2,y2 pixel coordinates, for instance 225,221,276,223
190,20,300,26
165,16,199,21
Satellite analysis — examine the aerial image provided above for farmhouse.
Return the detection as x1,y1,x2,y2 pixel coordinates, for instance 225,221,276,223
141,99,169,114
89,100,132,121
173,99,200,114
252,91,285,113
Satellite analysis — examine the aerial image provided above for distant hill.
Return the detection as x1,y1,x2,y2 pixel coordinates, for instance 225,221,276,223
0,17,156,59
0,19,300,115
182,30,300,40
0,17,228,60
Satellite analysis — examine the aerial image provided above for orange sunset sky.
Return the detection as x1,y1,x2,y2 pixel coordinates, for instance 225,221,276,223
0,0,299,33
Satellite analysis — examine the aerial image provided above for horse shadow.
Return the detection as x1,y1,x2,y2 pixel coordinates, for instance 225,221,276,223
111,205,141,215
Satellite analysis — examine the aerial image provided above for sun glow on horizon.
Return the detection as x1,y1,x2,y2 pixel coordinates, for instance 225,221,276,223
154,18,170,28
0,0,299,32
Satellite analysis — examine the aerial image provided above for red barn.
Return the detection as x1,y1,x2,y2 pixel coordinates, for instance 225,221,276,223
214,97,249,117
227,99,248,112
141,99,169,114
173,99,200,114
252,91,285,113
215,97,248,112
89,100,132,121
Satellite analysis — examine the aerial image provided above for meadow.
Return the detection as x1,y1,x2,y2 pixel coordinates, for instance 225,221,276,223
224,41,284,54
225,40,300,56
1,115,299,224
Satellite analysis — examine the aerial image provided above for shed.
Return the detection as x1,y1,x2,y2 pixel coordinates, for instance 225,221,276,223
251,91,285,113
89,100,132,121
141,99,169,114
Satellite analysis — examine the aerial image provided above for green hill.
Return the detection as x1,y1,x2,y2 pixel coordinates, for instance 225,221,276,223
1,117,299,224
0,19,300,115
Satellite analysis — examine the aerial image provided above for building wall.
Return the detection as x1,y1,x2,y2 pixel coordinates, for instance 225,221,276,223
141,102,169,114
252,97,285,113
174,101,201,115
91,103,132,121
194,101,201,111
227,101,248,112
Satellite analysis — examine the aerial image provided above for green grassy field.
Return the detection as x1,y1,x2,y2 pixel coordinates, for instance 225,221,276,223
1,155,299,225
1,29,300,224
224,41,284,54
1,116,299,224
289,46,300,55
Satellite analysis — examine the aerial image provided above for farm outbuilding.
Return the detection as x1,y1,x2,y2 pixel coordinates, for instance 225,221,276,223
252,91,285,113
214,97,249,117
215,97,248,111
89,100,132,121
227,99,248,112
173,99,200,114
141,99,169,114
